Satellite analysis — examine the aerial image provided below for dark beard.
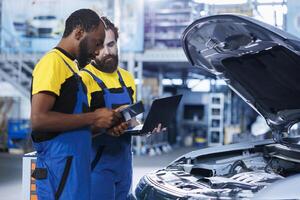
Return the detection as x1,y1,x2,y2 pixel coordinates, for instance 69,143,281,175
77,37,92,69
94,54,119,73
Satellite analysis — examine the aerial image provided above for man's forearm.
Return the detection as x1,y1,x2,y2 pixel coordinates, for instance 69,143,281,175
31,111,96,132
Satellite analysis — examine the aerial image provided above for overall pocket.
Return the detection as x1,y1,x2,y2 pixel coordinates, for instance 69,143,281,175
33,155,73,200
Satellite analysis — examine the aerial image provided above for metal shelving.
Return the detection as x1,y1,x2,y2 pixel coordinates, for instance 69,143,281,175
144,0,203,49
207,93,224,146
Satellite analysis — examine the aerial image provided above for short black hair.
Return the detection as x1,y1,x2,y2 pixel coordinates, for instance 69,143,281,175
63,9,100,38
101,16,119,41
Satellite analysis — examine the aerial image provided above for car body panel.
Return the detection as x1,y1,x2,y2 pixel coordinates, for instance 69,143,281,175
171,139,274,163
182,14,300,135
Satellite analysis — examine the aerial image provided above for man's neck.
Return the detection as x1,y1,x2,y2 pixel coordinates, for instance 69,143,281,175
56,39,77,59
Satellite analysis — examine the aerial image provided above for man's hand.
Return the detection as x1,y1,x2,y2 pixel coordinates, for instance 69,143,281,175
114,105,129,112
129,118,141,128
93,108,121,129
145,123,167,137
107,122,129,137
105,105,131,137
152,123,167,133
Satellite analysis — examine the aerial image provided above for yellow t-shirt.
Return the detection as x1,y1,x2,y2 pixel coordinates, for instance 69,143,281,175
80,63,136,110
32,48,79,96
31,47,89,114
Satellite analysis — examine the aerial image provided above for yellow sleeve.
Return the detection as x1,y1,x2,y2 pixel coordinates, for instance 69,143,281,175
32,53,67,96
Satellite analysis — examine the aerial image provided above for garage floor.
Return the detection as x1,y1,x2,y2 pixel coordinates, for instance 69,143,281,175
0,147,197,200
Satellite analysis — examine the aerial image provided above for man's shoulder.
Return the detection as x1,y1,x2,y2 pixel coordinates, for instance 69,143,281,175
33,50,62,74
79,64,96,78
79,64,99,91
35,50,64,68
83,63,95,71
40,49,60,61
118,67,134,79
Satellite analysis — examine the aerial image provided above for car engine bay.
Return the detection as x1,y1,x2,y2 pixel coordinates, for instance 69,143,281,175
139,142,300,199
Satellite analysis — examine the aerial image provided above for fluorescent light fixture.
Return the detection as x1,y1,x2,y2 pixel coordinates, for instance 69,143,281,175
189,79,211,92
162,79,183,86
162,79,172,85
172,79,183,85
215,79,227,85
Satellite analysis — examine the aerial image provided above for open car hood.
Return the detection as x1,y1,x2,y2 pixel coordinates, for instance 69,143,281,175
182,15,300,141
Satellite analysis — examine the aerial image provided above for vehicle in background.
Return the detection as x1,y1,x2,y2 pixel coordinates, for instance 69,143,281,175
25,15,63,38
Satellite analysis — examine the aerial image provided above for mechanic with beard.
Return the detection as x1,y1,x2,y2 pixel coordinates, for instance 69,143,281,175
80,17,138,200
30,10,125,200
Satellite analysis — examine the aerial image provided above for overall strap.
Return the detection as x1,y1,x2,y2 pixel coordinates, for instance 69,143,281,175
117,70,132,102
117,70,126,87
81,69,108,90
61,58,77,75
53,51,78,76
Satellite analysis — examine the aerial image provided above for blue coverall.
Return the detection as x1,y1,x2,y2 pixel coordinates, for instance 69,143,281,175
32,58,91,200
82,69,133,200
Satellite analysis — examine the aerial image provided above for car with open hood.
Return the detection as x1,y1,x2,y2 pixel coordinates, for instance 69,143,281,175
134,14,300,199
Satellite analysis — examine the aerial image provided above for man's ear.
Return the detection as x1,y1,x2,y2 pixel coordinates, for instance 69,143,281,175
74,26,84,40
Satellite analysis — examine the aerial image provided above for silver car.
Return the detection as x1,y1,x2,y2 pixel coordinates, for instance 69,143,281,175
134,15,300,199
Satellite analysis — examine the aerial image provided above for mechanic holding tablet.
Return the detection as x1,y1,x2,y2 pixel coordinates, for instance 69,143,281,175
30,10,123,200
80,16,164,200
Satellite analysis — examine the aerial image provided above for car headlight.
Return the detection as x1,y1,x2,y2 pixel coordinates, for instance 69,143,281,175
135,176,149,199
